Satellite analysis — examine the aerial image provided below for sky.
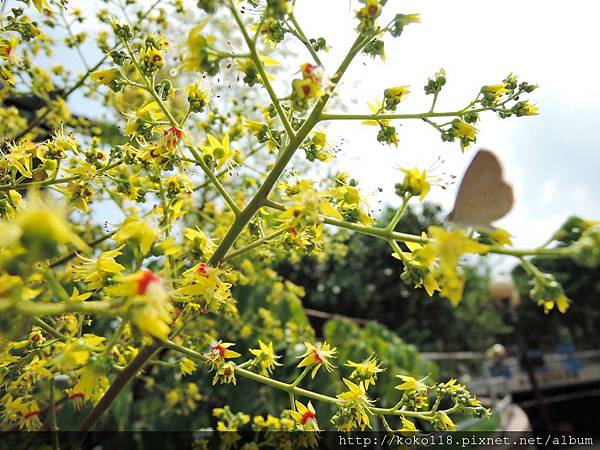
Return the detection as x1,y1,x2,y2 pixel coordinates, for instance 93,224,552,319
40,0,600,269
289,0,600,255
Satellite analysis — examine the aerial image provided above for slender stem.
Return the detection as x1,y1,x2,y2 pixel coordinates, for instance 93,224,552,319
14,299,115,316
287,13,323,66
49,378,60,450
0,159,123,192
323,216,427,245
321,216,572,259
222,229,286,262
320,108,485,122
162,339,447,420
228,0,295,138
191,151,241,215
103,320,127,356
320,90,524,122
49,232,114,268
385,195,410,232
60,7,90,70
33,317,67,340
291,366,311,388
388,239,405,260
77,342,161,432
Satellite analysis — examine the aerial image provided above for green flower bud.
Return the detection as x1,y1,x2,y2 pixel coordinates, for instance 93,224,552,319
571,225,600,268
109,50,128,66
112,21,133,41
555,216,596,243
154,79,172,101
196,0,217,13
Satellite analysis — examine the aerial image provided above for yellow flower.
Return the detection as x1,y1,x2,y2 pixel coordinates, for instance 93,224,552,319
481,82,509,99
336,378,374,430
440,271,466,306
289,401,320,445
0,194,90,262
345,354,384,390
413,226,487,304
186,80,211,112
249,340,282,376
452,119,477,139
0,66,15,86
0,36,19,63
113,216,157,256
514,101,539,116
427,226,488,277
213,361,237,385
208,341,241,367
90,68,121,86
292,77,321,100
358,0,382,18
28,328,45,347
73,245,126,290
540,293,570,314
179,357,197,376
394,375,427,392
297,341,337,378
391,233,441,297
72,366,110,405
141,47,164,71
435,411,456,431
289,400,319,430
399,416,417,435
200,134,237,170
176,262,232,312
398,167,431,201
58,334,105,370
108,270,173,340
162,125,185,151
385,85,410,98
32,0,50,12
184,20,218,73
395,14,421,26
384,85,410,110
245,120,267,134
452,119,478,151
2,140,33,178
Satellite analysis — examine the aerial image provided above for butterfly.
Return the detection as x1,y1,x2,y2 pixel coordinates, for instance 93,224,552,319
448,149,514,229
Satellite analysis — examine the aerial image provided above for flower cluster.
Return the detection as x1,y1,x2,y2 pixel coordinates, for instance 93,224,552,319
0,0,596,438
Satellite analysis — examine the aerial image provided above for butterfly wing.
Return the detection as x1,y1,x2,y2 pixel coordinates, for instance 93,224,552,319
449,149,514,227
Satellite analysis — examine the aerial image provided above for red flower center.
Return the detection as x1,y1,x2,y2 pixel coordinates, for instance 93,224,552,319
137,270,161,295
301,84,311,96
310,348,323,363
300,410,316,425
212,344,225,358
31,334,40,342
23,410,40,420
302,63,317,76
69,392,84,400
197,263,208,275
167,126,183,140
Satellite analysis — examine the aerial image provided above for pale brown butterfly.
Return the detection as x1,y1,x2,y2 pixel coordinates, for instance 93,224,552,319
448,149,514,229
